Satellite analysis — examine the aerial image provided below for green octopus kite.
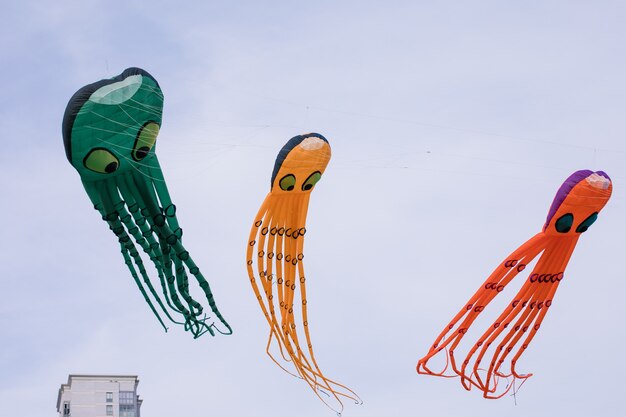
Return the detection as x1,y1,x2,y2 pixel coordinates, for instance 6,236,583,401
62,67,231,338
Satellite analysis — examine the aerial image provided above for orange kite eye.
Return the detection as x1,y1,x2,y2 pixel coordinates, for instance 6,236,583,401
302,171,322,191
279,174,296,191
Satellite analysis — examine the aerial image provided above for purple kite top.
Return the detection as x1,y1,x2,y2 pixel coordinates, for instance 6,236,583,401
543,170,611,231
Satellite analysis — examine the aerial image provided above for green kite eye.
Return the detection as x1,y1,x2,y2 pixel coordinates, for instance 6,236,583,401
132,121,159,161
83,148,119,174
554,213,574,233
302,171,322,191
575,212,598,233
279,174,296,191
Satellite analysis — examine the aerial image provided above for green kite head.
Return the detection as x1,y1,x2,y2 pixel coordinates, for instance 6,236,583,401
62,67,163,182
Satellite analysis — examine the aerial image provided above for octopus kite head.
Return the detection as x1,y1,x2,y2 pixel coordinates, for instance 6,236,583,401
62,67,163,182
543,170,612,236
270,133,331,194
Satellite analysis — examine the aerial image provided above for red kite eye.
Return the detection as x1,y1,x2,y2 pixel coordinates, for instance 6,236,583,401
576,212,598,233
555,213,574,233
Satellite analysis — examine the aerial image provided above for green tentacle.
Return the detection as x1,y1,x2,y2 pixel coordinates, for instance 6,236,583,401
108,179,184,325
130,170,214,337
146,159,233,335
116,173,184,316
87,180,169,332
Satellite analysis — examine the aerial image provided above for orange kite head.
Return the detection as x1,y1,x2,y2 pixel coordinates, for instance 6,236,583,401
270,133,331,195
543,170,612,236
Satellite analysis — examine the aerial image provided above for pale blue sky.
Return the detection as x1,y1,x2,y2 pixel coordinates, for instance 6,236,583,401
1,1,625,416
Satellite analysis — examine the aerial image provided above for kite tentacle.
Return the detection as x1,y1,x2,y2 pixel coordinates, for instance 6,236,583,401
477,237,578,397
293,195,361,411
91,181,169,331
272,196,302,363
260,198,297,364
110,179,185,325
418,233,546,378
125,176,198,319
293,195,361,406
116,174,183,315
466,279,540,392
249,197,309,377
129,173,214,337
136,168,232,335
459,240,554,391
117,245,168,331
160,241,213,338
246,196,291,366
506,238,578,379
247,194,360,415
464,238,564,395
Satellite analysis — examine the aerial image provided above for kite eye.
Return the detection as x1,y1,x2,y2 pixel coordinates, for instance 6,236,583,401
132,121,159,161
554,213,574,233
279,174,296,191
301,171,322,191
83,148,119,174
575,212,598,233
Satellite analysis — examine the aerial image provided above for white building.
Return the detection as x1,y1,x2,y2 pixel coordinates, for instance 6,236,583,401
56,375,142,417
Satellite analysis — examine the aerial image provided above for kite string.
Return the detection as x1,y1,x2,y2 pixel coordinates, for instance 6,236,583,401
201,80,626,154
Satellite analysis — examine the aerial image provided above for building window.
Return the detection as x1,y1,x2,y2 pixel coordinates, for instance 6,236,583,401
106,392,113,402
63,401,70,415
106,405,113,416
119,404,135,417
119,391,134,405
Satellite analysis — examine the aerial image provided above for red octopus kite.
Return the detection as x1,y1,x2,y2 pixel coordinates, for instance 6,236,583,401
417,170,612,398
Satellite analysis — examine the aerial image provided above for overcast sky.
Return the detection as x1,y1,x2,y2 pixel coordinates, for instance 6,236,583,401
1,1,625,416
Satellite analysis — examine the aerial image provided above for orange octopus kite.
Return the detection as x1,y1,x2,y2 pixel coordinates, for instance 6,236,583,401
246,133,360,413
417,170,612,398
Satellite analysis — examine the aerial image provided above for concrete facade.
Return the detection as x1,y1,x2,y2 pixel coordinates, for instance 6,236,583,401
56,375,142,417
